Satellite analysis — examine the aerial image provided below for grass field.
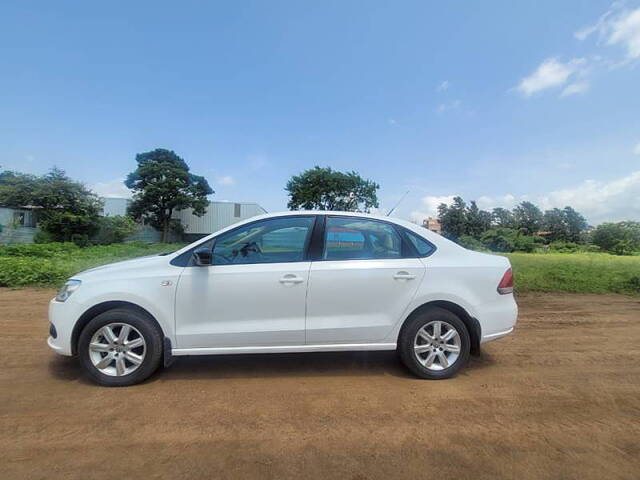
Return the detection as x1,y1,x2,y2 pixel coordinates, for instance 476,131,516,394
506,252,640,295
0,242,638,295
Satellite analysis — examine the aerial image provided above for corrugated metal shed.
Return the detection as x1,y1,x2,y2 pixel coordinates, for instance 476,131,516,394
173,201,266,234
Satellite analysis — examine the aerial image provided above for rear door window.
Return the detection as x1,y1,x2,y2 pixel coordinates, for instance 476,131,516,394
323,217,402,261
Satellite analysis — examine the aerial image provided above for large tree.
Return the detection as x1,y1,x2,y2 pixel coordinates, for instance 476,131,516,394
543,206,588,242
492,207,515,228
437,196,468,239
466,201,492,237
0,167,102,241
513,201,544,235
125,149,213,242
286,166,379,212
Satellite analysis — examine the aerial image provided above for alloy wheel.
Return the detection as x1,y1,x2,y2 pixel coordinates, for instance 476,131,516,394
88,323,146,377
413,320,461,370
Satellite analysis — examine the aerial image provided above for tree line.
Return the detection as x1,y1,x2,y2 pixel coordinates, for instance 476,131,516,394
1,157,638,254
436,196,639,255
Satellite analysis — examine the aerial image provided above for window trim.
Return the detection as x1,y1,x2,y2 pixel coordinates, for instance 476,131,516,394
397,226,437,258
313,215,415,262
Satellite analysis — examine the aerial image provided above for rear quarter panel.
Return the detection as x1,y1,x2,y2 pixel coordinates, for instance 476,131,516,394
382,247,517,342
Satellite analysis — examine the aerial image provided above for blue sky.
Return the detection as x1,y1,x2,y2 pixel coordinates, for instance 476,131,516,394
1,1,639,224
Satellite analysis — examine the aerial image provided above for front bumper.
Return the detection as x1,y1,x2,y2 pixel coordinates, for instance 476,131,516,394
47,298,75,356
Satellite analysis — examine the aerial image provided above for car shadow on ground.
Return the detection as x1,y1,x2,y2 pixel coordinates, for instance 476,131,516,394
48,349,497,385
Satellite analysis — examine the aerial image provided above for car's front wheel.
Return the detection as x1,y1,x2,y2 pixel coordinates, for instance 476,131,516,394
398,307,471,379
78,308,163,387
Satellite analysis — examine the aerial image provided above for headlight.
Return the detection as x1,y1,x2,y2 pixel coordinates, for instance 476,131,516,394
56,279,82,302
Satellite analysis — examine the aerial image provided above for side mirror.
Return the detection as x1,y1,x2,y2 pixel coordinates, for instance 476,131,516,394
193,248,212,266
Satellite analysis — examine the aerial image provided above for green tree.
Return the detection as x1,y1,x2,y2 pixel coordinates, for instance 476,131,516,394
513,201,544,235
492,207,515,228
544,207,588,242
437,196,467,239
466,201,492,237
0,170,39,207
0,167,103,242
543,208,567,242
591,221,640,255
286,166,379,212
563,206,588,243
125,149,213,242
93,215,139,245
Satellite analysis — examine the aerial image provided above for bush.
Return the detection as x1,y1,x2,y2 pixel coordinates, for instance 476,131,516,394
626,276,640,293
549,241,580,253
480,228,517,252
592,221,640,255
33,230,54,244
513,234,544,253
92,216,139,245
457,235,485,251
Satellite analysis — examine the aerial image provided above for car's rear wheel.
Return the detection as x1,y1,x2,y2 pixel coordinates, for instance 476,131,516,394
398,307,470,379
78,308,163,387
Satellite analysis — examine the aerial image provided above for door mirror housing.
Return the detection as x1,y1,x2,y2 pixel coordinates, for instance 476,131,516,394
193,247,212,266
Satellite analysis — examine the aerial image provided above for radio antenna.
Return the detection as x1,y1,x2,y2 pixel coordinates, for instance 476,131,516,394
386,190,409,216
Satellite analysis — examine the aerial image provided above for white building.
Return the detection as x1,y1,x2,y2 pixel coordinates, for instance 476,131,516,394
101,198,266,241
172,201,266,241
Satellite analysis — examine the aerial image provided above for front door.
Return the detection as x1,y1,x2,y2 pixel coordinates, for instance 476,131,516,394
175,215,316,349
306,216,425,344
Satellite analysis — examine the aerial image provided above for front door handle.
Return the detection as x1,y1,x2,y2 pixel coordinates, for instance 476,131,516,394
279,274,305,284
393,272,416,280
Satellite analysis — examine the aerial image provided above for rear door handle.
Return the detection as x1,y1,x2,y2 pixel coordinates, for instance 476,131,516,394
393,272,416,280
279,274,305,284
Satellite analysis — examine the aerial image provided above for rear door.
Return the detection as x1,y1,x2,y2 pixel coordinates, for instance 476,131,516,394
305,216,426,344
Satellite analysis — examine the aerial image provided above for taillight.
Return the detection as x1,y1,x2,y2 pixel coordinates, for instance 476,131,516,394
497,268,514,295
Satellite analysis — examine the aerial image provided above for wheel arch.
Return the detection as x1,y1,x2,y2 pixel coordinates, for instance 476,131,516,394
71,301,164,355
399,301,481,355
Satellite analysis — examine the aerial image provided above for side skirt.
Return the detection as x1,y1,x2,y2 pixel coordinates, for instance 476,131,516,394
172,343,397,356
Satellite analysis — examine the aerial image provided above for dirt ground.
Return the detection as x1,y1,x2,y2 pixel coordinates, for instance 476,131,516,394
1,289,639,480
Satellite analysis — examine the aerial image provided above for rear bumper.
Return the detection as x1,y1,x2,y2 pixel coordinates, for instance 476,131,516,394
477,295,518,344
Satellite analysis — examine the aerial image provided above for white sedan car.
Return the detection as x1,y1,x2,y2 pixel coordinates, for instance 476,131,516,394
48,211,517,386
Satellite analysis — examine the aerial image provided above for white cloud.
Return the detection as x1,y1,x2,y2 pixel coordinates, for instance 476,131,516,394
419,171,640,225
90,178,132,198
608,8,640,58
515,58,586,96
577,6,640,60
435,99,461,113
410,195,456,223
436,80,449,91
216,175,235,186
560,80,590,97
634,142,640,155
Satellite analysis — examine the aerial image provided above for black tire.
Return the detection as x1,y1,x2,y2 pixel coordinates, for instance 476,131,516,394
78,308,163,387
398,307,470,380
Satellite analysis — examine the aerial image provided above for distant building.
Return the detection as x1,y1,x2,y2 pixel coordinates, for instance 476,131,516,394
173,201,267,241
422,217,442,234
